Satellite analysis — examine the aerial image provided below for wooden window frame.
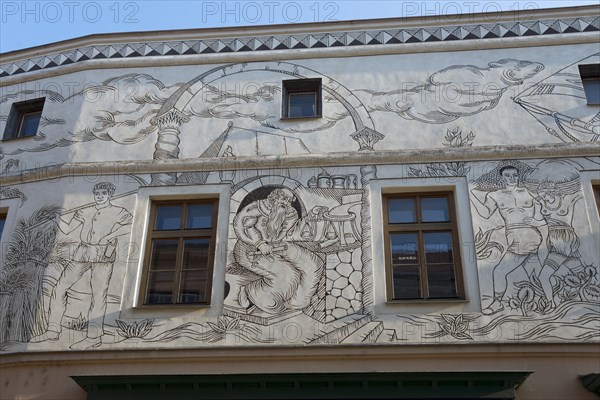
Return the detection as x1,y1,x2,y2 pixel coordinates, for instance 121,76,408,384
281,78,322,119
140,198,218,306
2,98,45,141
383,192,465,302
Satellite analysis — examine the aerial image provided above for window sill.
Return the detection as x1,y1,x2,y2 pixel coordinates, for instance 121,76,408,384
120,302,217,320
280,115,322,120
1,134,38,142
376,297,475,315
133,303,211,310
386,298,469,305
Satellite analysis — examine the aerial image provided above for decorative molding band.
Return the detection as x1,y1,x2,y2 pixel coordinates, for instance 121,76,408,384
1,142,598,186
2,34,595,86
1,16,598,79
0,342,597,367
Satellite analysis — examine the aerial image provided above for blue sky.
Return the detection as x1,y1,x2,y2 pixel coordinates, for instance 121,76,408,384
1,0,598,53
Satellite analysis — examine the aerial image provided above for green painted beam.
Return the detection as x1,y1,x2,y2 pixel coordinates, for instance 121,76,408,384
580,373,600,397
72,371,532,400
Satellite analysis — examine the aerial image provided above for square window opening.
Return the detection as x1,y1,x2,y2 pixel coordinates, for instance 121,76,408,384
383,192,465,301
578,64,600,105
593,184,600,213
140,199,219,306
3,98,45,140
0,211,7,241
282,78,322,119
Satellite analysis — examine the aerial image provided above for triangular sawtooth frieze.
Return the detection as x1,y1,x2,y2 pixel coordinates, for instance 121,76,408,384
364,31,382,45
25,60,38,71
2,16,597,77
182,42,200,55
10,64,25,74
90,47,107,59
470,25,490,39
289,36,307,49
171,41,189,54
550,20,569,33
529,21,547,35
189,41,208,54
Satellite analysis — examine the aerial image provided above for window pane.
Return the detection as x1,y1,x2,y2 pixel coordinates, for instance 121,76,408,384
186,204,213,229
393,265,421,299
289,92,316,117
0,217,6,239
146,271,175,304
390,233,420,299
179,270,207,303
427,264,458,298
20,112,41,137
388,198,416,224
421,197,450,222
390,233,418,265
424,232,454,264
155,205,182,230
182,238,210,270
149,239,178,270
583,79,600,104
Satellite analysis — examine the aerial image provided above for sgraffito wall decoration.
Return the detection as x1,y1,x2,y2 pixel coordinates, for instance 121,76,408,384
4,53,598,169
0,155,598,351
466,158,600,341
0,52,599,352
354,59,545,124
0,181,139,349
223,176,364,325
514,53,600,142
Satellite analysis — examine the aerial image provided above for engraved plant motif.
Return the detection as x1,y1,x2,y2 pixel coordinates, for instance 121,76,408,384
145,316,272,344
428,314,477,340
509,266,599,316
443,127,475,148
115,318,155,339
474,227,504,260
559,266,599,303
0,186,27,207
207,316,240,334
66,313,88,332
510,275,552,316
200,316,267,343
0,205,72,343
408,128,475,178
509,286,537,316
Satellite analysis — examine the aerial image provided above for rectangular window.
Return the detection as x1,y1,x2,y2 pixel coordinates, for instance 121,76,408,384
141,199,218,305
3,98,45,140
0,211,6,241
282,78,322,118
383,192,464,301
578,64,600,105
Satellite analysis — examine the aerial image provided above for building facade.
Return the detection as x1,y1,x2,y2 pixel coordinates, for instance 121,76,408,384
1,6,599,399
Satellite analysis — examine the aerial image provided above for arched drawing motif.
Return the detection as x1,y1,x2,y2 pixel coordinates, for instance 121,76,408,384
158,61,376,132
229,175,306,221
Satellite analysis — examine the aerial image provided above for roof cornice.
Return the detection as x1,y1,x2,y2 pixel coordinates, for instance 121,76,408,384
0,5,598,82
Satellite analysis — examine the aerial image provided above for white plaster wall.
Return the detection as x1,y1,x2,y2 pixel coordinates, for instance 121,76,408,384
0,36,599,354
1,42,598,172
0,156,598,352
